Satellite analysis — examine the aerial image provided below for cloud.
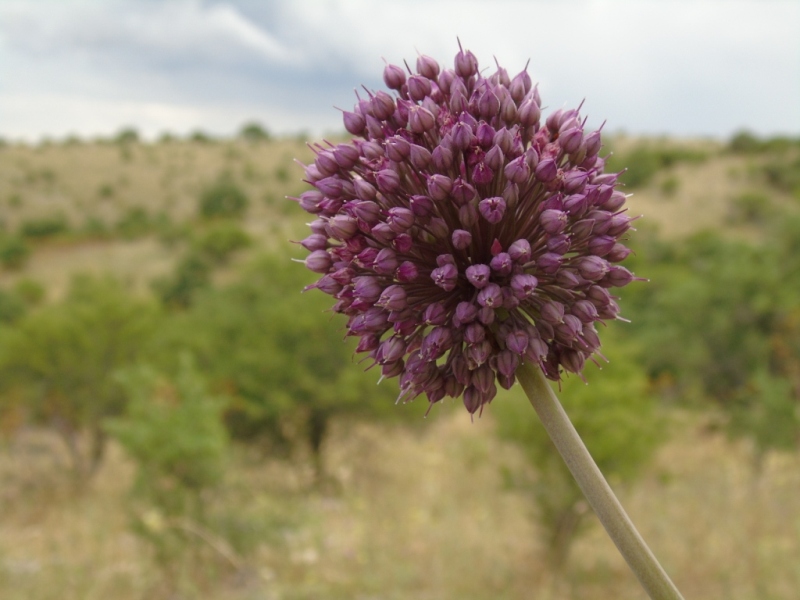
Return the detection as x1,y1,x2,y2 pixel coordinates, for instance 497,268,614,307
0,0,797,140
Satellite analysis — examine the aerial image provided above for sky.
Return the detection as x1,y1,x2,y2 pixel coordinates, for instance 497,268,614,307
0,0,798,142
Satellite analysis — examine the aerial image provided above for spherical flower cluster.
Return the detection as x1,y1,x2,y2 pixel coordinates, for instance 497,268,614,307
294,44,639,415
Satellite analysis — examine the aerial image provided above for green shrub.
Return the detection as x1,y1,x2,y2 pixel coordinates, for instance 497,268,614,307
727,191,774,225
107,356,232,582
198,176,249,219
152,254,213,310
0,234,30,269
13,278,45,305
115,206,152,239
19,214,68,238
0,275,159,479
0,289,26,324
239,122,271,142
191,223,252,265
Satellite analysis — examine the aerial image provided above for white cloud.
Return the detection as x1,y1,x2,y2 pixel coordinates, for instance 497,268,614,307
0,0,797,140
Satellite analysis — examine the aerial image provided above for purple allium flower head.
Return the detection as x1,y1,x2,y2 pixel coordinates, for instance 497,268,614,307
294,44,640,415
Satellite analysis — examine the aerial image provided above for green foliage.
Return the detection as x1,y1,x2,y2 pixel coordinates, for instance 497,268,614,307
605,143,708,189
114,206,152,239
19,214,69,238
726,191,775,225
107,357,234,584
727,130,800,154
762,155,800,196
494,337,665,568
624,217,800,460
0,233,30,269
238,121,271,142
153,253,411,471
198,176,249,219
152,253,213,310
13,278,45,306
108,357,229,500
114,127,140,145
0,288,27,324
191,222,252,265
0,275,159,478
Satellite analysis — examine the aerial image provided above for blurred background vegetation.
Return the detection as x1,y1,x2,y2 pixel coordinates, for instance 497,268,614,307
0,126,799,599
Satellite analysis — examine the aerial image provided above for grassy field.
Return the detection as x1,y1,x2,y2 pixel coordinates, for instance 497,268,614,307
1,134,799,599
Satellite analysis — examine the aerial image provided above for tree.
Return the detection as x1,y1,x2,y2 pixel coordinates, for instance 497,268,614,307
154,253,413,479
0,275,159,479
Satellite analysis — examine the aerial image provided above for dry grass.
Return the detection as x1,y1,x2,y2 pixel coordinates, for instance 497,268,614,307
2,408,800,600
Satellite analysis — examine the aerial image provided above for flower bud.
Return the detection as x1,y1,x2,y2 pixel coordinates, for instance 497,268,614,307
407,75,432,101
408,144,432,170
508,238,531,263
431,143,454,171
490,252,512,276
385,135,410,162
537,252,563,274
478,196,506,223
466,264,491,289
431,263,458,291
452,229,472,250
509,69,532,103
416,54,440,80
409,105,436,133
373,248,398,274
427,174,453,201
540,209,568,235
504,155,531,184
383,63,406,90
454,46,478,78
607,243,632,263
477,283,502,307
559,127,583,154
305,249,332,273
377,285,407,311
576,255,610,281
458,202,479,228
510,273,538,299
454,301,478,326
535,158,558,182
484,145,504,171
518,96,541,127
343,110,366,135
409,194,434,217
327,215,358,239
300,233,328,252
423,301,448,325
387,207,415,232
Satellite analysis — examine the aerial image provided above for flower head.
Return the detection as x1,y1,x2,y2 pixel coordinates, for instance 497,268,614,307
294,44,639,415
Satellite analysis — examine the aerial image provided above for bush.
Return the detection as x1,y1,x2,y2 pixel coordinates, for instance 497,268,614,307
0,234,30,269
152,254,213,310
107,356,232,582
727,191,775,225
605,143,708,189
191,223,252,265
19,214,69,238
0,275,159,479
239,122,271,142
115,206,152,239
198,176,249,219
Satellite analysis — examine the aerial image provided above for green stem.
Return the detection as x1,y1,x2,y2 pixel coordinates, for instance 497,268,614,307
516,361,685,600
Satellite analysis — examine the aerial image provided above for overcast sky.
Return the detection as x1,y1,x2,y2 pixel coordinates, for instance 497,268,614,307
1,0,798,142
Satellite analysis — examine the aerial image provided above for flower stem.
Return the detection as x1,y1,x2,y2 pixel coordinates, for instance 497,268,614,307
516,361,685,600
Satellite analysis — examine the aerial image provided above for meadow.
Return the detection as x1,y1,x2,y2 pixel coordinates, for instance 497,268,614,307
0,128,799,599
